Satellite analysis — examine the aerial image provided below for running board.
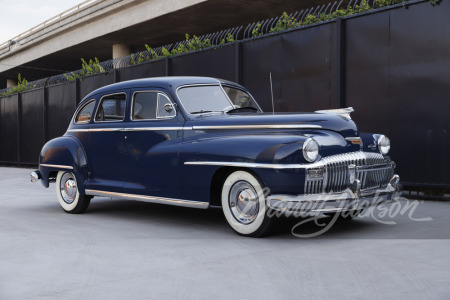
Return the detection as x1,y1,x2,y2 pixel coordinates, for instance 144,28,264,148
85,189,209,209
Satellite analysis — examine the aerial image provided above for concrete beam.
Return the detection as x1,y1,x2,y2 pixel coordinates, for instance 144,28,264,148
113,44,131,59
0,0,207,73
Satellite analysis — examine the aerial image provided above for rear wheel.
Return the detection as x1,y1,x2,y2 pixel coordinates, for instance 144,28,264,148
56,171,91,214
221,171,273,237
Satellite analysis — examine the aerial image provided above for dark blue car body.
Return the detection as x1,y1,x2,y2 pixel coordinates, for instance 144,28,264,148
32,76,399,236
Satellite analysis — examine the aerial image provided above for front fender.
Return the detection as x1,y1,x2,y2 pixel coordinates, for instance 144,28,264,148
38,136,88,190
182,133,311,164
179,132,312,202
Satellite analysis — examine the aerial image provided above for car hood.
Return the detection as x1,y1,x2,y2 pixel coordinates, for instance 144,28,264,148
187,112,359,138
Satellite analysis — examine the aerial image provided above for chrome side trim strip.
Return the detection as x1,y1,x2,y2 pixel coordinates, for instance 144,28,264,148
68,124,320,132
184,152,389,170
40,164,74,169
67,128,122,132
185,161,324,169
68,127,189,133
85,189,209,209
123,127,185,131
191,124,322,130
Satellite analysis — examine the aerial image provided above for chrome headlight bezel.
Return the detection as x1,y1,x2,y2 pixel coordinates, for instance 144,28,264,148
303,138,319,162
377,135,391,155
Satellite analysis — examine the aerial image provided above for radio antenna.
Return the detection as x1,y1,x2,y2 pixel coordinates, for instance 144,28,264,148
269,72,274,114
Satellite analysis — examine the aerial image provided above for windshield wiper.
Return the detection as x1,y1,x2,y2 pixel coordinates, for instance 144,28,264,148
191,110,217,114
226,107,259,114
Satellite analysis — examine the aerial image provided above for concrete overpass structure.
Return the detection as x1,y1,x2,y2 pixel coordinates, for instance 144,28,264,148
0,0,333,88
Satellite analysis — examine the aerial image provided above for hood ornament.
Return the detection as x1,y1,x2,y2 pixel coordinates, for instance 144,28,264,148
315,107,354,120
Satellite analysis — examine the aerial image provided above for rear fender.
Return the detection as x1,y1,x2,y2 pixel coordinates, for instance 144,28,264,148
38,136,88,192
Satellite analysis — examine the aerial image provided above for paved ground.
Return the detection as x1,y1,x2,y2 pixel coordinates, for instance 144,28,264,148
0,167,449,299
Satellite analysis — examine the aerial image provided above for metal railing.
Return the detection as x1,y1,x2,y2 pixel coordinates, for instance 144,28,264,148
0,0,104,52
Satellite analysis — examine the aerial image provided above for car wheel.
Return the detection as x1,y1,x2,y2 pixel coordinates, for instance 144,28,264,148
221,170,273,237
56,171,91,214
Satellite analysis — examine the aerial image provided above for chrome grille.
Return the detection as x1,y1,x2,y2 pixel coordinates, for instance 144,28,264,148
305,152,395,195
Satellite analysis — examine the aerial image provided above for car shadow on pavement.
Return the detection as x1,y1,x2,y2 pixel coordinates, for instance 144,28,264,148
83,197,379,239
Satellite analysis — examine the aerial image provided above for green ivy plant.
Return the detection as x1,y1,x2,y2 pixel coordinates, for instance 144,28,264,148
2,73,31,96
252,0,438,38
64,57,105,81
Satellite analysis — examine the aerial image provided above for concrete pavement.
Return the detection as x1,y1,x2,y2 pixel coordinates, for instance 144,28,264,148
0,167,449,299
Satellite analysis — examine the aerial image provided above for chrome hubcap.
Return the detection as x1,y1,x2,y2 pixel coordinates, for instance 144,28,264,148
60,172,77,204
229,181,259,224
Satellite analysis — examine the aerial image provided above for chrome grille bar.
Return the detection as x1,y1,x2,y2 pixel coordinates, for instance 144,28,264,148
304,151,394,195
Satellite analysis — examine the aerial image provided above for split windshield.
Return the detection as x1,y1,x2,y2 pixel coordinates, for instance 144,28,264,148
177,85,260,114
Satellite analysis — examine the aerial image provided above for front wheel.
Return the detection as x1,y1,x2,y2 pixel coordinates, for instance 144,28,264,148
56,171,91,214
221,171,273,237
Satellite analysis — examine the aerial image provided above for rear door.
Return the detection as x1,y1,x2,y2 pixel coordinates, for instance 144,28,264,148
87,92,127,192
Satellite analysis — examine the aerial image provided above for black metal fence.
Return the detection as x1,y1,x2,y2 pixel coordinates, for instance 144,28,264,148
0,0,449,192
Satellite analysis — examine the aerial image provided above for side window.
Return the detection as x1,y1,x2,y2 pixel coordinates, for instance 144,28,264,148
75,100,95,123
132,92,158,120
132,91,176,120
95,94,126,122
157,93,176,118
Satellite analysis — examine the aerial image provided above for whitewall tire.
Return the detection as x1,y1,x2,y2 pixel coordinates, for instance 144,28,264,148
221,171,273,237
56,171,91,214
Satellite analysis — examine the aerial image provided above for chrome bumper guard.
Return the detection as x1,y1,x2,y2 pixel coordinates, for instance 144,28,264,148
30,170,41,183
267,174,400,214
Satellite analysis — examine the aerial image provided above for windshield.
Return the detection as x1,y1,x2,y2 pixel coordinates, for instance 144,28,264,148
177,85,260,114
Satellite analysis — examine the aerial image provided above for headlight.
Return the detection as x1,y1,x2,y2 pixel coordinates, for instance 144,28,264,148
303,138,319,162
377,135,390,155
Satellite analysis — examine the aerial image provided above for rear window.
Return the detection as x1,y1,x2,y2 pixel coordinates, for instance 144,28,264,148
75,100,95,123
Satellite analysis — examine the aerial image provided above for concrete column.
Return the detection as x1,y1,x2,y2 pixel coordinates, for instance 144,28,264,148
6,78,17,88
112,44,131,59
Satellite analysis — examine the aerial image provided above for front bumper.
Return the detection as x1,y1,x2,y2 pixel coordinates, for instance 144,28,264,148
267,174,400,214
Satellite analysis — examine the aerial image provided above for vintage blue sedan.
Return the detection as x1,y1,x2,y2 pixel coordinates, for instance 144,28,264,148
31,77,399,237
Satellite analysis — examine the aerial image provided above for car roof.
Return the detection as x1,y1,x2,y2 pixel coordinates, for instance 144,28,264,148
82,76,239,100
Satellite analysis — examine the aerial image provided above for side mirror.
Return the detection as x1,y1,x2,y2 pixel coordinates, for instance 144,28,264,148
164,103,173,113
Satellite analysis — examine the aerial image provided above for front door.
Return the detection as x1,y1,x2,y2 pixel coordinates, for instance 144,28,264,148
121,89,184,199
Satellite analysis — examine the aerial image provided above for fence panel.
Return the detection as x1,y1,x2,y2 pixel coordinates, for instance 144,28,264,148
344,13,390,136
388,1,450,185
0,95,19,164
47,82,78,140
118,60,167,81
20,89,45,165
171,45,237,81
79,72,115,100
241,23,334,112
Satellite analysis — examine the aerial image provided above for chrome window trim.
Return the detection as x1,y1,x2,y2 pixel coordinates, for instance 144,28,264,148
73,99,95,124
176,83,235,116
40,164,74,169
130,90,177,121
85,189,209,209
93,92,127,123
221,84,263,113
